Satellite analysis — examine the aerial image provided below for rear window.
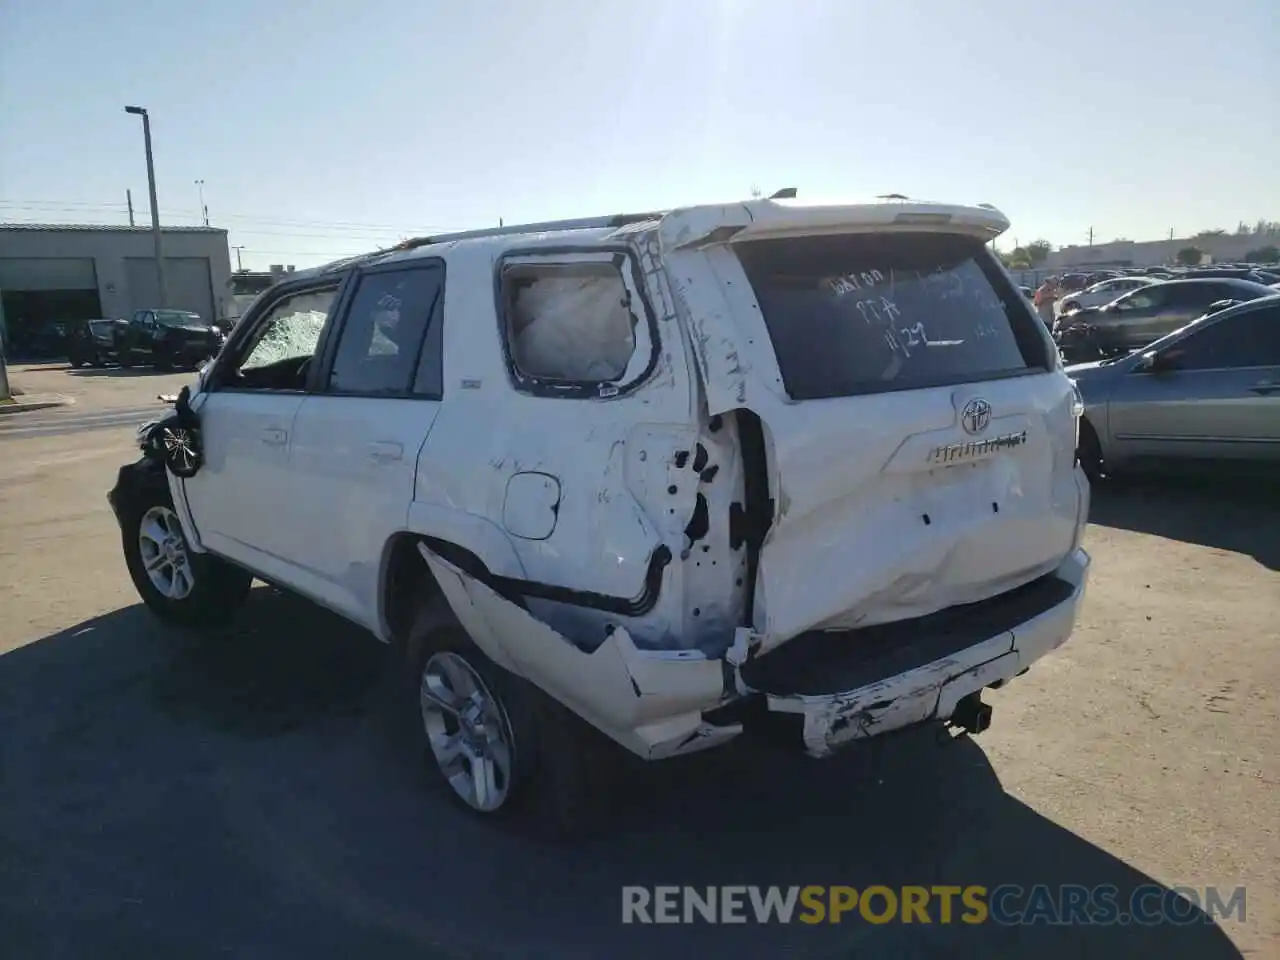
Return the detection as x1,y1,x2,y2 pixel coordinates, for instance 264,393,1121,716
734,233,1042,400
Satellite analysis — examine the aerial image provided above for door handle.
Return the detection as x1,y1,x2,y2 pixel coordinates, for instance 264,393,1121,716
261,426,288,446
1248,381,1278,396
368,440,403,462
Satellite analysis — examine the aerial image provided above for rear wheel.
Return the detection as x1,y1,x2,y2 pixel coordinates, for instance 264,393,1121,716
121,485,252,626
407,596,614,839
69,356,84,369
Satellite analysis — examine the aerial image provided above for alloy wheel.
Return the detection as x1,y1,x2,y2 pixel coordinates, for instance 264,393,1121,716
137,505,195,600
420,651,516,812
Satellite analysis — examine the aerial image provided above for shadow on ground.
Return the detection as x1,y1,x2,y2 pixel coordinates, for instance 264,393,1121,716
0,588,1245,960
1090,471,1280,570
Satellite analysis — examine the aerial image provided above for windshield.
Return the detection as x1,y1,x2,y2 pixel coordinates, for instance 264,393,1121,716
88,320,113,335
734,232,1045,400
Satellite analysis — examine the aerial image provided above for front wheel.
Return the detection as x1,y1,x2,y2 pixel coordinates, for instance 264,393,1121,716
121,486,251,626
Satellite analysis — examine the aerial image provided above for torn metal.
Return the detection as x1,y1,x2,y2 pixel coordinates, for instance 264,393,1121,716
418,544,1089,761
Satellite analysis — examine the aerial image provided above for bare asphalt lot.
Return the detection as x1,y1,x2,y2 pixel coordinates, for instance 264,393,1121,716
1,364,1276,958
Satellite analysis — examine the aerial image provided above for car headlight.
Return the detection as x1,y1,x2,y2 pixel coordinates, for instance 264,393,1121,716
210,325,222,337
1069,378,1085,419
1068,378,1085,454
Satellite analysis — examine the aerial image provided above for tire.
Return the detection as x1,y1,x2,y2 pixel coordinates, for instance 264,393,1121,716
69,357,84,369
120,483,252,627
1077,417,1105,483
406,596,615,839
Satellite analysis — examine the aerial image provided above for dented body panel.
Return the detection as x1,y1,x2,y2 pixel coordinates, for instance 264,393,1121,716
759,548,1090,756
151,195,1092,765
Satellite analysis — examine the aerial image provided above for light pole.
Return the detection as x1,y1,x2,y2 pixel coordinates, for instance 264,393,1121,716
195,179,208,226
232,245,245,271
125,105,168,308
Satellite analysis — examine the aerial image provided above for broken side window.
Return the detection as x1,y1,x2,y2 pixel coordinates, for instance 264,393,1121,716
500,254,648,390
240,289,335,372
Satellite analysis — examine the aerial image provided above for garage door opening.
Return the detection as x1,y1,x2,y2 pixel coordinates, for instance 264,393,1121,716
2,289,104,360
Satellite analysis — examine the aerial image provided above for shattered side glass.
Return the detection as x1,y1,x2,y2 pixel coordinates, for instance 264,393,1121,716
240,291,335,370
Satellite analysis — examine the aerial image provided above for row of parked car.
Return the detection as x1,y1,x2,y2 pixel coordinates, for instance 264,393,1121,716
63,310,228,370
1048,269,1280,365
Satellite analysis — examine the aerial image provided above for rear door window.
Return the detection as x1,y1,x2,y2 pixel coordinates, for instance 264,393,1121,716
733,233,1044,400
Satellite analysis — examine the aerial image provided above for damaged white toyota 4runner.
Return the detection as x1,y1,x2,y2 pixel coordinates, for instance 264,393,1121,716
109,196,1090,831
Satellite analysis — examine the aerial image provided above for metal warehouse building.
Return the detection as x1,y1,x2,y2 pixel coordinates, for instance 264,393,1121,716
0,224,233,350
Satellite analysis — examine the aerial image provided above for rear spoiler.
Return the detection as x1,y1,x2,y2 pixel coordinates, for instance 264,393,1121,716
658,199,1010,251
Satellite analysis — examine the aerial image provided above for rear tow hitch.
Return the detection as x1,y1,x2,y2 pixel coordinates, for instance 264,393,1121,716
949,693,993,736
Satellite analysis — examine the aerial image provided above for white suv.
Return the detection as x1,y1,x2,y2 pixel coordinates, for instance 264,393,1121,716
109,196,1091,834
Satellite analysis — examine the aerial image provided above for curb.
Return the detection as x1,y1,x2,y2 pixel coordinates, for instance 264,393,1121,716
0,395,75,417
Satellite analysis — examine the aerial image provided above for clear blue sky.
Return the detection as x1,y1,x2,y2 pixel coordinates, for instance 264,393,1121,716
2,0,1276,270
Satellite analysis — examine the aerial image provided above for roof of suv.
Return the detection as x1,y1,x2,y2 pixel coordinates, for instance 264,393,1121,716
297,196,1012,282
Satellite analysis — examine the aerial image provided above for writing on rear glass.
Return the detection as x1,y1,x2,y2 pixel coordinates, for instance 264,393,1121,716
823,267,1006,363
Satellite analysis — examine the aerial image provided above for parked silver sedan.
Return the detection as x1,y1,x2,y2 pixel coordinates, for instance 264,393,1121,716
1069,295,1280,478
1055,275,1158,316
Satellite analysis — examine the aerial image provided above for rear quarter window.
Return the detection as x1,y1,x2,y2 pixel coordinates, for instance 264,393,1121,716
734,232,1046,400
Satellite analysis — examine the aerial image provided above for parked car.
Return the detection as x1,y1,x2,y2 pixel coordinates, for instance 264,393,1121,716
116,309,226,370
1070,295,1280,479
1054,278,1276,362
1056,273,1091,294
1057,275,1159,315
66,318,123,367
107,197,1091,834
10,319,67,359
1179,267,1279,285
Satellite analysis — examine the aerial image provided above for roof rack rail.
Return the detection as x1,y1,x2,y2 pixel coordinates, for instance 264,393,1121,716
390,210,666,252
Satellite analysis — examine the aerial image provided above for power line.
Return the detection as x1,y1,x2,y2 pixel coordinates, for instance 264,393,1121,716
0,199,447,235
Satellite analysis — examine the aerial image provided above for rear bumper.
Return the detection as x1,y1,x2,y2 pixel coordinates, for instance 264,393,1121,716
739,548,1090,757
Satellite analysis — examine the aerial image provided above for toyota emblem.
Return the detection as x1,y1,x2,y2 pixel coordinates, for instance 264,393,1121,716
961,398,992,435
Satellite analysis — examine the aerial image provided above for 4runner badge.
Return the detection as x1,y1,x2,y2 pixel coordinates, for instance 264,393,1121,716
961,397,992,435
928,430,1028,466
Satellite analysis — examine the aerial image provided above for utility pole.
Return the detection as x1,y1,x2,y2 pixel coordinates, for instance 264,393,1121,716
124,105,168,308
195,179,208,226
232,245,245,271
0,299,9,402
127,189,135,226
1088,226,1094,246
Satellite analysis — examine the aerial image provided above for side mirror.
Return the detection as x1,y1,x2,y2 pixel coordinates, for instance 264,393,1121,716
1139,350,1180,374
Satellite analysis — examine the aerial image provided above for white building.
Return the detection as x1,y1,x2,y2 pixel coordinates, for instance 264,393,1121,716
0,224,233,349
